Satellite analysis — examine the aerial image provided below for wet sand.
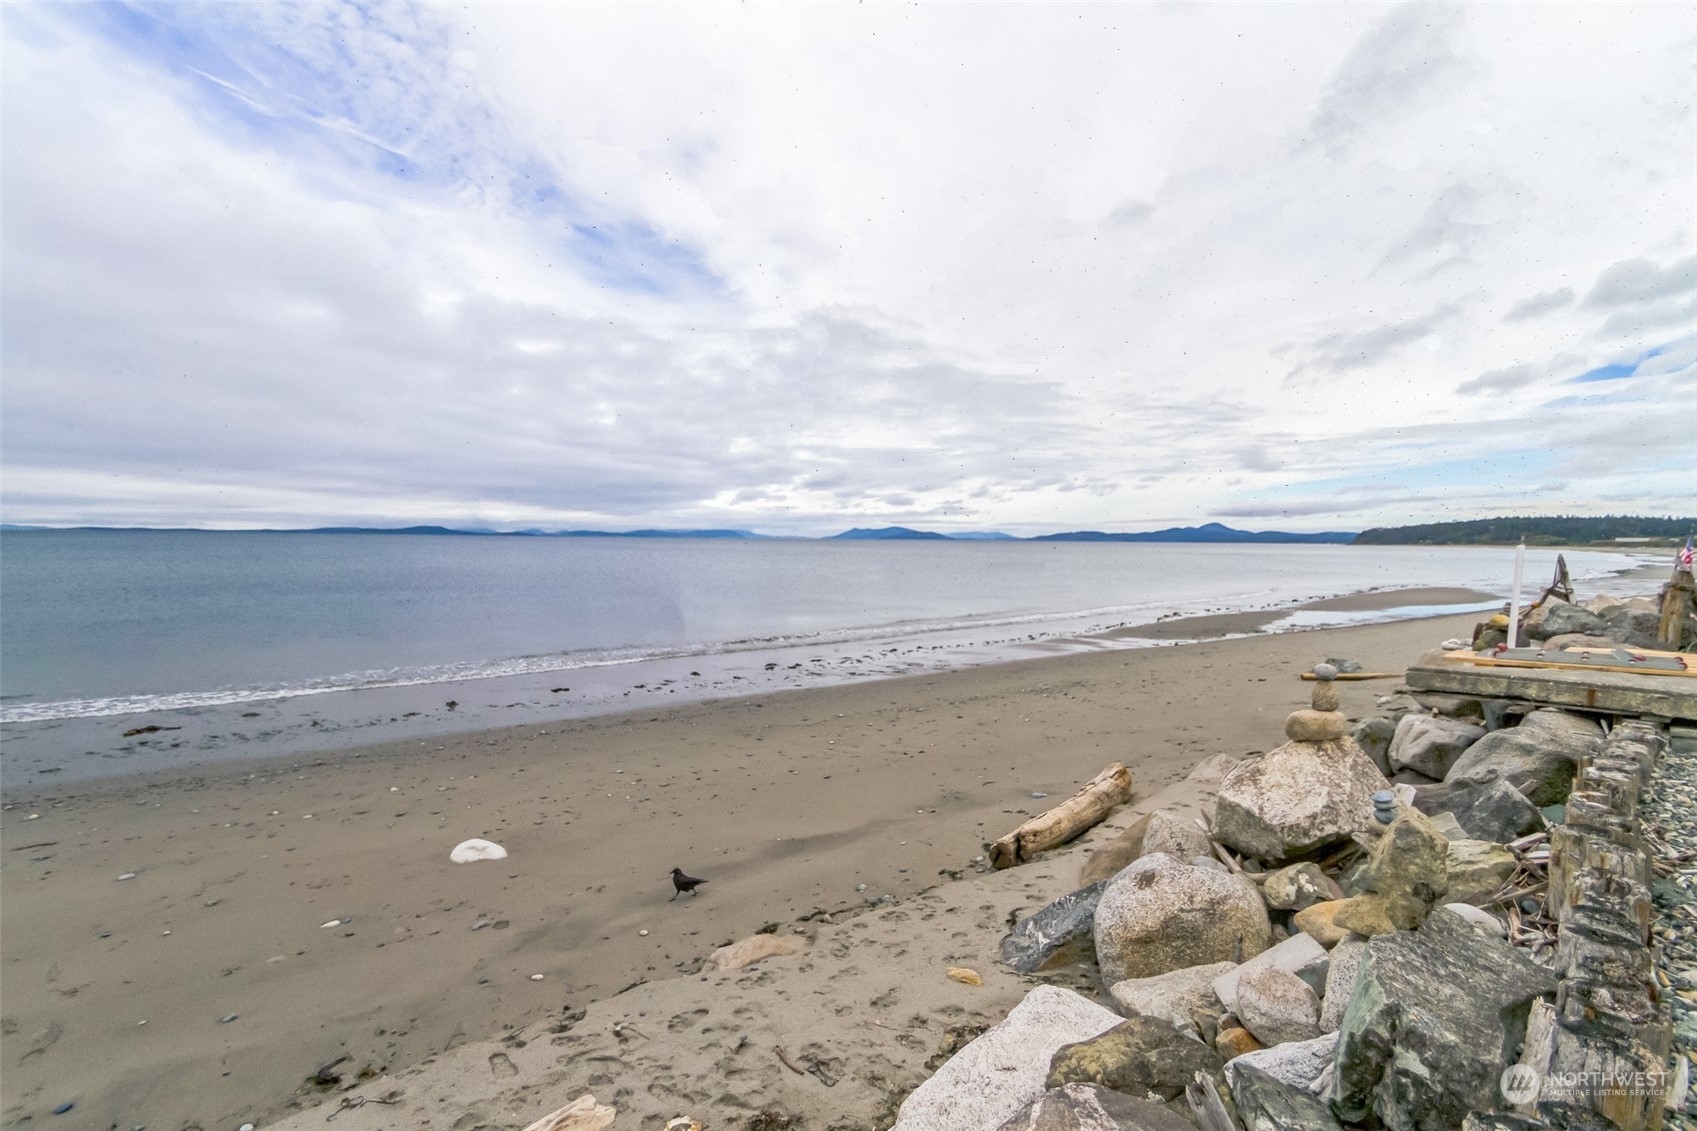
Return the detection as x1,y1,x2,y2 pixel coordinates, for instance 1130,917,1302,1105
2,609,1480,1130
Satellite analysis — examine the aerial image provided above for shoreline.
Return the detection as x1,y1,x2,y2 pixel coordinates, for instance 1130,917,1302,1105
0,584,1513,789
1,608,1487,1131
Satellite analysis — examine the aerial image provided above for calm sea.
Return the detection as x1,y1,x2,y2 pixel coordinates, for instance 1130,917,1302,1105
0,530,1641,725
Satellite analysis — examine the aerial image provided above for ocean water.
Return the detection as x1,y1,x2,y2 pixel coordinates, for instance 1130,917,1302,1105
0,530,1643,725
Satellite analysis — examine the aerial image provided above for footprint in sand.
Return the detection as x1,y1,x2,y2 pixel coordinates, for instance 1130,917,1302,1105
666,1008,709,1033
488,1051,518,1078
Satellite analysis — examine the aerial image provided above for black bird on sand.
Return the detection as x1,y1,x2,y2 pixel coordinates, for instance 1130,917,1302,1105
670,867,708,900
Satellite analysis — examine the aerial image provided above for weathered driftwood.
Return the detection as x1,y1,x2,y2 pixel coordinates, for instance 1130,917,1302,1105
522,1093,616,1131
988,762,1133,869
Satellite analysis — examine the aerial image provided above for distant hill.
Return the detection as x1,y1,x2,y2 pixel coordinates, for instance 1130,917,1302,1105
552,528,765,539
830,526,950,541
1353,516,1696,546
1031,522,1356,544
945,531,1019,541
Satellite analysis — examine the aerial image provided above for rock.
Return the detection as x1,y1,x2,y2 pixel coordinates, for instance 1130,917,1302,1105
1212,932,1329,1011
1411,777,1544,843
1079,814,1151,887
1046,1016,1225,1102
1284,710,1351,742
1225,1031,1338,1091
1351,718,1397,777
1599,597,1664,648
947,967,984,985
1332,808,1449,937
1094,854,1270,984
1234,965,1321,1046
1445,708,1603,807
1215,1026,1262,1059
1229,1064,1346,1130
1139,810,1213,862
521,1094,617,1131
1544,633,1623,652
1213,740,1389,863
1310,682,1341,712
1318,937,1366,1032
1002,881,1109,973
1441,903,1506,936
1388,714,1485,780
1328,907,1558,1129
701,933,808,971
1526,599,1608,641
1410,693,1487,721
1424,810,1466,840
1292,901,1352,947
1107,962,1234,1038
890,986,1125,1131
1444,839,1516,905
449,838,508,863
996,1083,1198,1131
1262,862,1335,911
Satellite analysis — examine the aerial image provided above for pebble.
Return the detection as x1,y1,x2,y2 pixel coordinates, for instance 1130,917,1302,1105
530,973,545,981
218,1014,238,1024
639,929,649,937
1030,791,1048,799
320,919,346,929
116,873,136,881
52,1102,73,1115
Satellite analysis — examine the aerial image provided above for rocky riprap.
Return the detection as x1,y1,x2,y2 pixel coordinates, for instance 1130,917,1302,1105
1643,724,1697,1130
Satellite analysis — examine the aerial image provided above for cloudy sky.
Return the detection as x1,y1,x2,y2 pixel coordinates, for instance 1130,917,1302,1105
3,2,1693,535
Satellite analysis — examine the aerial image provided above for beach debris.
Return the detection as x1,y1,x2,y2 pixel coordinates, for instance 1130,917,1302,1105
702,933,807,972
946,966,982,985
774,1045,807,1076
987,762,1133,869
309,1054,351,1086
121,724,179,737
1095,853,1269,984
449,838,508,864
669,866,708,899
23,813,39,820
664,1119,703,1131
520,1093,615,1131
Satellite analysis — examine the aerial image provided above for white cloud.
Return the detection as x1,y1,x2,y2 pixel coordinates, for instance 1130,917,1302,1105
2,2,1693,533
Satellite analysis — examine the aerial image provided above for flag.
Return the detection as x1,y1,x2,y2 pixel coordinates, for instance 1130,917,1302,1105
1680,536,1694,572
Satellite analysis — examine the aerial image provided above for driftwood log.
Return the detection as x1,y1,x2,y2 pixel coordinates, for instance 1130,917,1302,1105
988,762,1133,870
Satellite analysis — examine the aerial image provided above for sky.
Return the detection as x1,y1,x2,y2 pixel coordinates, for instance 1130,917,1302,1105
2,2,1694,535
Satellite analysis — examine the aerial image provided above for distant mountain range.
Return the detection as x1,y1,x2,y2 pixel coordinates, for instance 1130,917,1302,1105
1,521,1355,542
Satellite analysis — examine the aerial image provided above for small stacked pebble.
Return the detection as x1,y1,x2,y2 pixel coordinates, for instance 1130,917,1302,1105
1642,729,1697,1127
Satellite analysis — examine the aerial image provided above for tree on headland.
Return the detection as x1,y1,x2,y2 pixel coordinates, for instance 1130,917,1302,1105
1352,515,1695,546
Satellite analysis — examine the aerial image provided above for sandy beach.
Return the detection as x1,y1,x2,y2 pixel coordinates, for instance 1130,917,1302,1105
1,599,1491,1130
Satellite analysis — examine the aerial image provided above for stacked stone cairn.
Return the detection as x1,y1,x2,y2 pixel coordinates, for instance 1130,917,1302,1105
913,648,1684,1130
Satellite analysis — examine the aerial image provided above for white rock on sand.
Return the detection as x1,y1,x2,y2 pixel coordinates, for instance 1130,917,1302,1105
449,838,508,863
890,986,1123,1131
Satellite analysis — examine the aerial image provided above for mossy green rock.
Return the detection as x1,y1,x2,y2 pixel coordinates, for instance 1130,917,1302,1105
1045,1016,1223,1102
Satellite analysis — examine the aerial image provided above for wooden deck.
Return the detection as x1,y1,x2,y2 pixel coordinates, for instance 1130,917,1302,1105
1405,649,1697,722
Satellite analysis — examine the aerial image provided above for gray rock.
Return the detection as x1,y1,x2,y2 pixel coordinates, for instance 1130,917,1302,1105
1318,937,1366,1033
1212,932,1329,1011
1139,810,1213,863
1599,597,1664,648
1543,632,1623,652
1328,907,1558,1130
996,1083,1198,1131
1213,739,1389,863
1285,709,1351,742
1225,1031,1338,1091
1526,599,1608,641
1094,854,1270,984
1444,839,1516,905
1331,807,1450,937
1229,1063,1346,1130
891,986,1126,1131
1262,862,1334,911
1412,777,1545,843
1003,881,1109,973
1080,814,1151,888
1424,810,1467,840
1235,965,1321,1046
1441,902,1506,936
1350,717,1396,777
1045,1016,1225,1102
1388,714,1485,780
1445,708,1603,807
1107,961,1234,1039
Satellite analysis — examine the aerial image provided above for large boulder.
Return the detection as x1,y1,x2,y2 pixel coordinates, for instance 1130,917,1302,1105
1212,932,1329,1011
1318,937,1367,1033
1351,717,1396,777
1525,599,1608,641
1002,881,1109,973
1445,709,1603,807
1213,740,1389,863
1332,808,1450,938
890,986,1125,1131
1107,961,1234,1039
1045,1016,1224,1101
996,1083,1198,1131
1079,813,1151,888
1598,597,1664,648
1230,1063,1347,1130
1388,714,1485,780
1411,777,1544,843
1094,854,1270,984
1328,908,1558,1130
1235,965,1321,1046
1139,810,1213,862
1225,1031,1339,1091
1444,839,1516,906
